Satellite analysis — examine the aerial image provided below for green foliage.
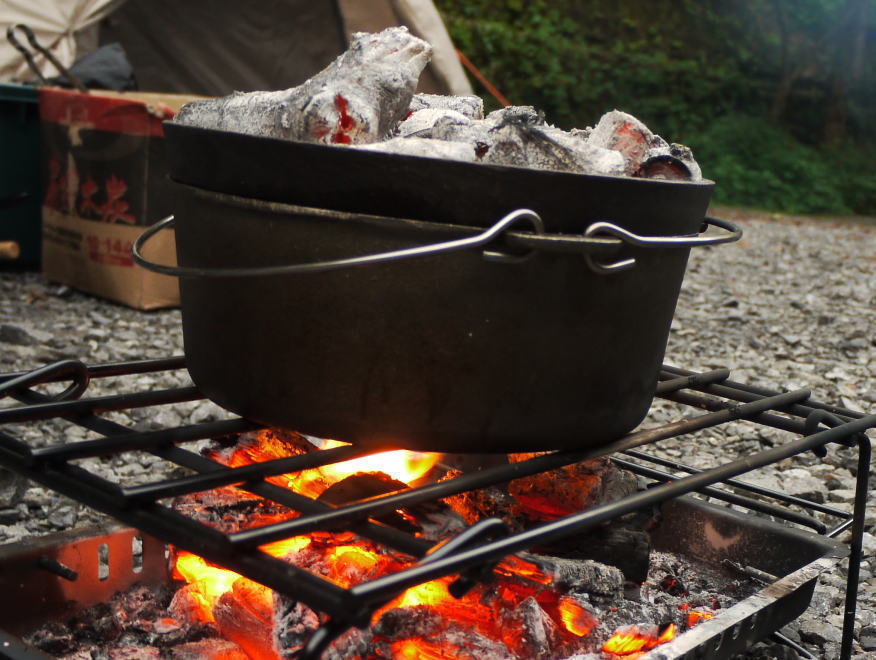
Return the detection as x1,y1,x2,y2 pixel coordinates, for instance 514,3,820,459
824,144,876,215
434,0,876,216
691,115,850,214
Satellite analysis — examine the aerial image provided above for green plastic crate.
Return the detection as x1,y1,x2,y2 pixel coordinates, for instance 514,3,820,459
0,83,41,267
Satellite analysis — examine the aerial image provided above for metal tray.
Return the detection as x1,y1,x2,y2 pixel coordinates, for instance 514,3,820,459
0,496,846,659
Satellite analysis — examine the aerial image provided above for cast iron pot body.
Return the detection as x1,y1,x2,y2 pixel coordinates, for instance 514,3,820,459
164,124,715,453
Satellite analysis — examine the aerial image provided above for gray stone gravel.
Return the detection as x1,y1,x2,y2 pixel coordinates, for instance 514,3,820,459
0,208,873,658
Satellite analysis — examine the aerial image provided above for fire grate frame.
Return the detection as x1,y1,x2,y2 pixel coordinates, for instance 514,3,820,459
0,356,872,659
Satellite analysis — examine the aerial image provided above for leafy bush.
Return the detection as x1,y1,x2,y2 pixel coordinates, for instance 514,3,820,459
435,0,876,217
823,145,876,216
691,115,873,215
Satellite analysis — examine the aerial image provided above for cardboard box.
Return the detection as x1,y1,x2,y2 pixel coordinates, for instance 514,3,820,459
39,89,203,309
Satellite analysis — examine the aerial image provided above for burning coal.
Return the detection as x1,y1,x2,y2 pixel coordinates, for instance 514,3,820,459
158,432,731,659
23,432,747,659
174,28,702,181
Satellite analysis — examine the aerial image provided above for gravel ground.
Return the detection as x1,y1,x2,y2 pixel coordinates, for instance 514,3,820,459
0,207,873,659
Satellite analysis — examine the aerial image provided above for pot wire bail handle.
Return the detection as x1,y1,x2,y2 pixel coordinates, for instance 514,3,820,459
583,216,742,274
133,212,740,278
132,209,547,278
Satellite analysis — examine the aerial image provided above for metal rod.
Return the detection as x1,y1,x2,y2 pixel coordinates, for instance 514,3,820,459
0,387,203,424
120,443,381,502
146,443,430,558
612,458,827,533
654,368,731,395
32,418,261,462
657,388,814,436
347,415,875,610
661,365,866,421
0,360,89,403
229,390,811,548
771,631,816,659
621,449,852,520
8,385,430,561
840,433,871,660
0,356,186,385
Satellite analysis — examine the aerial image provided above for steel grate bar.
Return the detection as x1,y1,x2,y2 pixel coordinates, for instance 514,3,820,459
658,387,820,436
661,365,865,422
0,442,354,616
655,368,731,395
228,389,811,548
120,443,383,502
612,457,827,533
0,356,871,658
31,418,262,461
5,381,432,559
146,442,431,558
0,356,187,385
0,387,203,424
347,415,876,609
621,449,853,519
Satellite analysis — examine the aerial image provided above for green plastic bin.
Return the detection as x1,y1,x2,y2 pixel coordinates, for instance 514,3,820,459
0,83,41,267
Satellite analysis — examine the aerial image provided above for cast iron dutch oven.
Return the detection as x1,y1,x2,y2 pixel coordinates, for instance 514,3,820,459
134,123,741,453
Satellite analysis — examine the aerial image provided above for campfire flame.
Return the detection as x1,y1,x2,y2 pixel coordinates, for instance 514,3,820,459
224,431,441,499
171,433,682,658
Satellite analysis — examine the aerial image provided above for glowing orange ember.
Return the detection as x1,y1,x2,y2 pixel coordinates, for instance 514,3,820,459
173,553,239,622
558,595,597,636
602,623,677,655
391,638,478,660
389,578,453,610
685,608,715,628
169,433,644,659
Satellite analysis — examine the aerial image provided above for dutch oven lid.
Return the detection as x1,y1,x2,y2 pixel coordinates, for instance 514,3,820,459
163,122,714,236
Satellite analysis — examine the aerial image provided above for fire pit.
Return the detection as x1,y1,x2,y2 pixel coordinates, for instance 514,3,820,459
0,357,871,658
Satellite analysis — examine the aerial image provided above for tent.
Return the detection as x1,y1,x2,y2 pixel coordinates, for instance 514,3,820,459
1,0,473,96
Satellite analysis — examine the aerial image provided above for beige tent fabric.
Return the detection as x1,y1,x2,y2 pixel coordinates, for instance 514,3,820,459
390,0,473,96
0,0,122,82
337,0,473,96
3,0,472,96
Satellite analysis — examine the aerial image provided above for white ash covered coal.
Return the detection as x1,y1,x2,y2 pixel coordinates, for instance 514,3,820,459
174,28,703,182
174,27,431,145
407,92,484,119
382,104,628,176
587,110,703,180
357,135,478,162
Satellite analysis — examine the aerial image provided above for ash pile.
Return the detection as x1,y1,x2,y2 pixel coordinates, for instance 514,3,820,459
174,27,701,182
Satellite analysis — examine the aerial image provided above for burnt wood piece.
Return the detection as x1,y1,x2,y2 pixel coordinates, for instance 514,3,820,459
24,583,223,657
213,579,276,659
446,458,638,527
318,472,416,533
318,471,467,541
172,486,296,535
533,524,652,584
507,457,639,520
445,459,650,581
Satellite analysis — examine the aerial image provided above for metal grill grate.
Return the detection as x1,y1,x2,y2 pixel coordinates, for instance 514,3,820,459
0,357,872,659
